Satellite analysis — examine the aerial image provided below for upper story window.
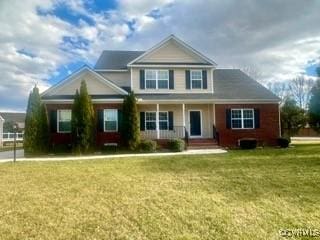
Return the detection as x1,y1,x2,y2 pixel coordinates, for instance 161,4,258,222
145,70,169,89
231,109,254,129
191,70,203,89
58,109,71,133
104,109,118,132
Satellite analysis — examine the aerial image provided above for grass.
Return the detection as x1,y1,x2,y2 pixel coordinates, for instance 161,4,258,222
0,145,319,239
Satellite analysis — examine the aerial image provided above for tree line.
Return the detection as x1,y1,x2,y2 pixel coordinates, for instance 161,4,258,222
24,80,140,156
279,67,320,138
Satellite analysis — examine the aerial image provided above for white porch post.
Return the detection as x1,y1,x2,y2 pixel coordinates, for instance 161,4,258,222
182,103,185,137
156,103,159,139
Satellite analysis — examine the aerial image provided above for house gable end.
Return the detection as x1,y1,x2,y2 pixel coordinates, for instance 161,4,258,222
42,67,128,97
128,35,216,66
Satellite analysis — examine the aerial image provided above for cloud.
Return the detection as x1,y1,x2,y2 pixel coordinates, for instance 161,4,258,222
0,0,320,111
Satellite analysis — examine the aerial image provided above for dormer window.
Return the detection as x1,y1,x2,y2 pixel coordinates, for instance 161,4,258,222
191,70,203,89
145,70,169,89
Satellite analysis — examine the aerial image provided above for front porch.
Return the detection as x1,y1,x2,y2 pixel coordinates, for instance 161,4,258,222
138,103,218,146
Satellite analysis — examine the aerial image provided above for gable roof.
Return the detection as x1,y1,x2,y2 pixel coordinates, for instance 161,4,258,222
128,35,217,66
0,112,26,123
212,69,280,101
42,66,128,97
94,50,145,70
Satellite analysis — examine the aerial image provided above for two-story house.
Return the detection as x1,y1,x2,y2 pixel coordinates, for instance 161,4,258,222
41,35,280,148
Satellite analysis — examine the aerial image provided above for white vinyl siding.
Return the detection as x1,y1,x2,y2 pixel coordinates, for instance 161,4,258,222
231,109,254,129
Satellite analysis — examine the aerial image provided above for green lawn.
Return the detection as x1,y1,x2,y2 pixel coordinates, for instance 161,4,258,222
0,145,319,239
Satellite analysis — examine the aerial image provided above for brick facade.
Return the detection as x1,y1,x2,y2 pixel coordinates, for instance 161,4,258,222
46,102,280,148
215,103,280,147
46,103,122,147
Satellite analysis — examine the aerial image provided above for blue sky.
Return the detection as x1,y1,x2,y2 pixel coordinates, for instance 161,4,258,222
0,0,319,111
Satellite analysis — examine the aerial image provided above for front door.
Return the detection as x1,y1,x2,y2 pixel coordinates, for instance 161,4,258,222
189,111,201,137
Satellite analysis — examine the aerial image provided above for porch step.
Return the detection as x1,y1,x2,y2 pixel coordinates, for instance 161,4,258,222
187,138,218,149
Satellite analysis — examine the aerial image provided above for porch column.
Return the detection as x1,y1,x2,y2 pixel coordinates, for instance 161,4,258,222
156,103,159,139
182,103,185,137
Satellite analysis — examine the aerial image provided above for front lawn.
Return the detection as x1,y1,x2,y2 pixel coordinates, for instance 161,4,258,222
0,145,319,239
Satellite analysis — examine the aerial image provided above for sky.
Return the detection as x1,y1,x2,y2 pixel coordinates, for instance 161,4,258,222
0,0,319,112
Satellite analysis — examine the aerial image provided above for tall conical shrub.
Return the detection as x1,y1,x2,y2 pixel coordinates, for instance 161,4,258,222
121,91,140,150
71,81,94,154
24,86,49,155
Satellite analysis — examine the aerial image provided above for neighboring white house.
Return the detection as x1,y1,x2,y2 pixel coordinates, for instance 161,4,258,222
0,115,4,147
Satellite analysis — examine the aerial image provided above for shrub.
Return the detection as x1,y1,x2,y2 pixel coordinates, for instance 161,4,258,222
239,138,257,149
51,144,72,155
167,139,185,152
139,140,157,152
277,137,290,148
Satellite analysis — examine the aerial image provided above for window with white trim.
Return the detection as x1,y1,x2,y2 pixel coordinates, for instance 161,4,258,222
145,112,156,130
231,109,254,129
145,70,169,89
159,112,168,130
58,109,71,133
104,109,118,132
191,70,202,89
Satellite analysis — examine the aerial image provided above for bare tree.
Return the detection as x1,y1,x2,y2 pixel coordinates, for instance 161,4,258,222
241,66,264,83
288,76,314,109
267,81,289,104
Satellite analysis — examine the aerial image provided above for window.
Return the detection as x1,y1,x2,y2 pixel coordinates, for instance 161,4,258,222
159,112,168,130
104,109,118,132
157,70,169,89
231,109,254,129
145,70,157,89
145,112,156,130
145,70,169,89
191,70,202,89
145,111,169,130
58,110,71,133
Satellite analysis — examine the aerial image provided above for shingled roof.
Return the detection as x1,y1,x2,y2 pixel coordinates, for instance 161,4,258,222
94,50,145,70
135,69,280,102
0,112,26,123
212,69,280,101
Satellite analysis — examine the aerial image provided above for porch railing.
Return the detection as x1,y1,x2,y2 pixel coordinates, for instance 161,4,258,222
141,126,186,140
2,132,24,142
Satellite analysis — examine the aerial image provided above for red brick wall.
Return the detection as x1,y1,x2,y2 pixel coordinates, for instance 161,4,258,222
215,103,280,147
46,103,122,147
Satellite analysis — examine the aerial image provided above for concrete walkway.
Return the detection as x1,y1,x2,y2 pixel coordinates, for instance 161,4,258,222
291,137,320,144
0,149,24,160
0,149,227,163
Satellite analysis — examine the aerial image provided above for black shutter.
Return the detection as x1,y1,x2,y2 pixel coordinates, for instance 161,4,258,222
140,69,145,89
186,70,190,89
254,109,260,128
169,70,174,89
98,109,104,132
140,112,145,131
50,110,57,133
117,109,123,132
226,109,231,129
168,111,174,130
202,70,207,89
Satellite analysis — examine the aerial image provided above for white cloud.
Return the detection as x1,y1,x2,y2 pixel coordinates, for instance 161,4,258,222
0,0,320,111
